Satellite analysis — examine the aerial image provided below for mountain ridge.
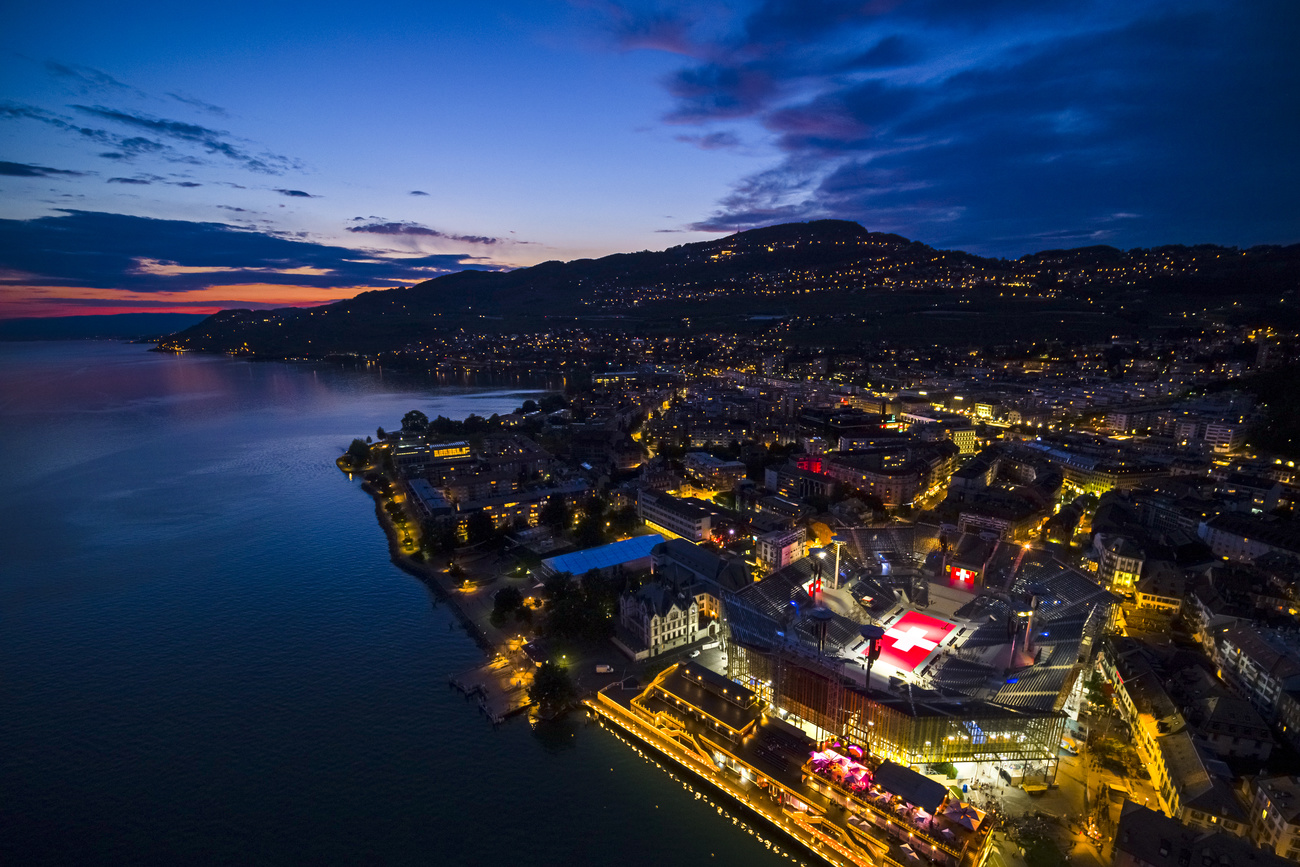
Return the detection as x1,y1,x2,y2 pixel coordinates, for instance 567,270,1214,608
161,220,1300,356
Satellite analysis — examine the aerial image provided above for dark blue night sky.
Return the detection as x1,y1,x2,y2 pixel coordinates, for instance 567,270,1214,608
2,0,1296,317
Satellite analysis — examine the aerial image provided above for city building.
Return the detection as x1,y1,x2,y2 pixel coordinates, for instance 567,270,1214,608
1214,627,1300,723
591,662,996,867
391,438,473,477
1248,775,1300,860
538,534,664,580
1097,535,1146,595
683,452,748,489
616,580,701,661
637,489,717,542
1096,637,1246,833
722,547,1112,786
1200,514,1300,563
755,526,807,575
1111,802,1287,867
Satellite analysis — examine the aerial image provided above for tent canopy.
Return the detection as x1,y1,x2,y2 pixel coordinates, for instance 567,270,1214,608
874,760,948,814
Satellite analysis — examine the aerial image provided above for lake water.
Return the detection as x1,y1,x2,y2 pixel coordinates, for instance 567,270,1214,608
0,341,801,866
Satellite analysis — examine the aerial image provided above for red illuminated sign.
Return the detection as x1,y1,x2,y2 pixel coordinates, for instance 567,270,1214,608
948,565,978,584
869,611,955,673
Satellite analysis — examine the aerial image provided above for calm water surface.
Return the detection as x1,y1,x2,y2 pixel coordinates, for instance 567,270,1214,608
1,342,800,866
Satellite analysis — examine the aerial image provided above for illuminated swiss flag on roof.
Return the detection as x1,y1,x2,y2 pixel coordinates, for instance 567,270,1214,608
870,611,955,673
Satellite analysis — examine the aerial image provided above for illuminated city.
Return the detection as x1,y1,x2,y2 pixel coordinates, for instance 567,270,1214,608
3,2,1298,865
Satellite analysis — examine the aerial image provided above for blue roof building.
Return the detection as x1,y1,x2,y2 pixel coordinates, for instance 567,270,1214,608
541,534,665,578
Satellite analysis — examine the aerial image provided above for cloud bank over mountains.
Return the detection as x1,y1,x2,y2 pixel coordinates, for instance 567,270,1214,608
0,210,503,317
602,0,1300,251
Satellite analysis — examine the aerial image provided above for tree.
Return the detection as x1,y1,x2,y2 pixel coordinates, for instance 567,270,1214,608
538,394,568,413
574,494,609,547
465,509,497,545
376,426,386,441
574,513,608,549
346,438,370,467
491,586,524,626
540,494,571,531
608,506,641,536
540,572,616,642
581,494,607,520
529,659,576,714
521,399,539,414
401,409,429,433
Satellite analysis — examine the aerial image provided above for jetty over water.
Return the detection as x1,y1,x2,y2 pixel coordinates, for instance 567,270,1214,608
450,653,534,724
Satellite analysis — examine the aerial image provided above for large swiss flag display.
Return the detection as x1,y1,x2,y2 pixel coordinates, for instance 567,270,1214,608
870,611,955,673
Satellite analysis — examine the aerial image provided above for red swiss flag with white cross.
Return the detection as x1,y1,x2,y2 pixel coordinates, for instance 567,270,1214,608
870,610,955,673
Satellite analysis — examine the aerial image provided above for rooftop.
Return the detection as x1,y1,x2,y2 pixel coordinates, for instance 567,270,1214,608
541,534,663,576
1114,801,1287,867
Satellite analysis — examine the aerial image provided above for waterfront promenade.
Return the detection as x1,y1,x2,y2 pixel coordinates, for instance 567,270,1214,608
586,691,875,867
351,457,635,713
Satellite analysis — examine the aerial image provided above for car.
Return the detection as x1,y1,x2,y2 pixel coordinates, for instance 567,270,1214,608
690,650,701,658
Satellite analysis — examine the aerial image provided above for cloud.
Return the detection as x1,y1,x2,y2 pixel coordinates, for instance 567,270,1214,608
409,190,430,196
346,221,502,245
620,0,1300,253
675,131,742,150
0,282,357,318
0,211,504,300
604,5,702,54
2,101,298,175
71,105,297,174
44,61,147,98
102,173,202,188
1,101,122,149
167,92,228,116
0,160,88,178
274,188,316,197
835,35,921,71
664,63,776,123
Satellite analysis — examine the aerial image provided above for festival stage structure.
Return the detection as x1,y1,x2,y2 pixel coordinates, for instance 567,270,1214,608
721,547,1113,785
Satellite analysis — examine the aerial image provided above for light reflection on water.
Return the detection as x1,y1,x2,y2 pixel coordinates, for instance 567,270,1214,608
0,342,799,867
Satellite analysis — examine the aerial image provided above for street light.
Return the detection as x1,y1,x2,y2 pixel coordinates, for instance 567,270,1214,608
861,624,886,696
830,534,848,590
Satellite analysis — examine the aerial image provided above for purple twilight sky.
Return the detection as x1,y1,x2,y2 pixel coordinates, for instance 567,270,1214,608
1,0,1296,317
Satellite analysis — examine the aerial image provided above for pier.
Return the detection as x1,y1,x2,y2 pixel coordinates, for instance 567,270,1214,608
450,653,534,724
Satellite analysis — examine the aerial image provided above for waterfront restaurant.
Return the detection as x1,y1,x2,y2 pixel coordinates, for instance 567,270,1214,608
803,747,992,867
632,661,761,744
597,664,996,867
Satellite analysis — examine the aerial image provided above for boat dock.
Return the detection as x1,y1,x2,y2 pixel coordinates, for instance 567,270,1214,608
449,655,533,724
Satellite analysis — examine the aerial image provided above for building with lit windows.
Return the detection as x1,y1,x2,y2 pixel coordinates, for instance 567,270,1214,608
756,526,807,575
637,489,720,542
1112,803,1286,867
1098,636,1247,833
1199,514,1300,563
1097,535,1145,595
391,438,473,477
683,452,747,489
1248,775,1300,860
616,581,701,661
1213,627,1300,723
